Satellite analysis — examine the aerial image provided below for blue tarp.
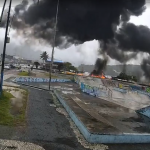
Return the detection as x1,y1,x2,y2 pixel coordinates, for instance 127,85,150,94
46,59,63,63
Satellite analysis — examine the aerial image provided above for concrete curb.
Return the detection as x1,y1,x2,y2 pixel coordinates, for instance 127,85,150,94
13,81,52,91
136,106,150,118
13,77,71,83
54,90,150,143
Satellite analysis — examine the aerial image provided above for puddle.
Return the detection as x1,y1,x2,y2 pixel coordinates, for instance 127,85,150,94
62,91,80,95
62,91,73,94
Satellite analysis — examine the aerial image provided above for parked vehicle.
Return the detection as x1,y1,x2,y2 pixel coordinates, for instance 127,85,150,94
10,64,15,68
4,65,10,69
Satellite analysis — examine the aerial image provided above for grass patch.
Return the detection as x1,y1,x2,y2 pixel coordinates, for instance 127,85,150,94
18,71,29,76
0,89,28,126
0,91,14,126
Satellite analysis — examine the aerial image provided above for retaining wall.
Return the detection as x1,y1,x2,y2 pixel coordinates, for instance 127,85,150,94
74,76,108,98
137,106,150,118
14,77,71,83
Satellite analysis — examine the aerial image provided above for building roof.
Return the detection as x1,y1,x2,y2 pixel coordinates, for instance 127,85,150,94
46,59,63,63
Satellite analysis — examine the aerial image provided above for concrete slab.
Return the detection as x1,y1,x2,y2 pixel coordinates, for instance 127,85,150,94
52,82,150,143
15,78,150,143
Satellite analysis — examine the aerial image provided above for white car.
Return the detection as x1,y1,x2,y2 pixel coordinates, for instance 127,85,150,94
4,65,10,69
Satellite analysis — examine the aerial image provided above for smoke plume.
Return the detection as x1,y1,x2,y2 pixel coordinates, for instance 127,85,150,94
1,0,150,77
1,0,145,44
141,57,150,80
91,57,108,75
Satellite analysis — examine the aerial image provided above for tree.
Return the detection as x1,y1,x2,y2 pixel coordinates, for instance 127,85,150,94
57,63,63,71
34,62,40,69
117,72,137,82
69,65,78,72
40,51,49,63
63,62,78,72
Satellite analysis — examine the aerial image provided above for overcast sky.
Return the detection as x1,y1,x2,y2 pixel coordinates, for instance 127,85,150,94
0,1,150,66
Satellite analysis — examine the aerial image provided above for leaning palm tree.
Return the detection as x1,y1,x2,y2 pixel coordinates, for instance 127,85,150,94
40,51,49,63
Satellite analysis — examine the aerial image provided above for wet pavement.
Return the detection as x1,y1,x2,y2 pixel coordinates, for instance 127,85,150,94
0,86,88,150
15,82,150,149
19,82,150,134
55,83,150,134
3,74,150,149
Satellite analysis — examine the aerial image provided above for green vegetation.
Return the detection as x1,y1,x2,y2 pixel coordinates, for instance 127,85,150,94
0,91,14,125
34,61,40,69
117,72,137,82
63,62,78,72
0,89,28,126
18,71,29,76
40,51,49,63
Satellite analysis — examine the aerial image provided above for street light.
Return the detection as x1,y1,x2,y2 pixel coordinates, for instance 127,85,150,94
0,0,12,93
49,0,59,90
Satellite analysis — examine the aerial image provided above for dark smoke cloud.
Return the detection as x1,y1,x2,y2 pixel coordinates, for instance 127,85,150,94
141,57,150,80
4,0,145,45
15,0,28,14
115,23,150,78
104,42,138,63
91,57,108,75
1,0,149,77
116,23,150,53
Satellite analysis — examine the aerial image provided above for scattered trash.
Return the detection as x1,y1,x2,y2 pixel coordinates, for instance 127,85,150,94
50,104,56,107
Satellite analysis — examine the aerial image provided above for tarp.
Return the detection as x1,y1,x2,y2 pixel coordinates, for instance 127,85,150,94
46,59,63,63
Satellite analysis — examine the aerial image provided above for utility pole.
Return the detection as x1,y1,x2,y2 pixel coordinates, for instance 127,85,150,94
0,0,7,24
0,0,12,93
49,0,59,90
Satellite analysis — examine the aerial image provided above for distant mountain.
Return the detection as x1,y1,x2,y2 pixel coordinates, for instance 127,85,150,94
78,64,143,80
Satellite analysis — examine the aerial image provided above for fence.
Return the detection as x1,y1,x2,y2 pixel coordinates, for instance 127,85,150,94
130,85,150,97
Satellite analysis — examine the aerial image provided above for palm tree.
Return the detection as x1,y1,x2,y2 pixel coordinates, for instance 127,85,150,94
40,51,49,63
